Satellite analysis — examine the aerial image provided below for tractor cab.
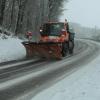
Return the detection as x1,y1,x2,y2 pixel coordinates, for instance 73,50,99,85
39,22,69,42
40,23,65,36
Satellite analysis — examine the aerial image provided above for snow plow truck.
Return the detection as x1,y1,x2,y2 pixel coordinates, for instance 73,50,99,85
23,20,75,59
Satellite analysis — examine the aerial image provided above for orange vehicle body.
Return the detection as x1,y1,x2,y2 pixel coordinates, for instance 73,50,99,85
23,21,73,59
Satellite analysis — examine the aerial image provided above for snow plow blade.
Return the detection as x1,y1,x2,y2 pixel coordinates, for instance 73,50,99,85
22,42,62,59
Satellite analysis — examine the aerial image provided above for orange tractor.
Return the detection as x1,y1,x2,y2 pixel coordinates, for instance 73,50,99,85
23,21,75,59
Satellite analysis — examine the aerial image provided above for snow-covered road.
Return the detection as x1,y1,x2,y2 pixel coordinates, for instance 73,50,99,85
14,39,100,100
0,38,100,100
30,40,100,100
32,55,100,100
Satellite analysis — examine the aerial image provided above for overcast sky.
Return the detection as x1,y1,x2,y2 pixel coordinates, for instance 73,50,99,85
60,0,100,28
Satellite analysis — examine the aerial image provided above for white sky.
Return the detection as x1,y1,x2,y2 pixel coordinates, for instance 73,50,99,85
60,0,100,28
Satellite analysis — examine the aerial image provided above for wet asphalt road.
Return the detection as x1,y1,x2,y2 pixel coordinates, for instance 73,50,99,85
0,39,100,100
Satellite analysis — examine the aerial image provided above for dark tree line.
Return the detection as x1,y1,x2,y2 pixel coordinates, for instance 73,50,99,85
0,0,68,36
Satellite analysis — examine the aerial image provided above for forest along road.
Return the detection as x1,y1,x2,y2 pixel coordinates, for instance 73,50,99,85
0,39,100,100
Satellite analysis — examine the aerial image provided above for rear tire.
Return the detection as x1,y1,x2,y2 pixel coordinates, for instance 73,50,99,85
61,42,68,57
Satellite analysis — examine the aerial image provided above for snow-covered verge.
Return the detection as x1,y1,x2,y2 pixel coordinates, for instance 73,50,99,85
0,38,26,63
32,50,100,100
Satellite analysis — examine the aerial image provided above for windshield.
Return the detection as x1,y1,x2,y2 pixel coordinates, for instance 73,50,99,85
42,23,64,36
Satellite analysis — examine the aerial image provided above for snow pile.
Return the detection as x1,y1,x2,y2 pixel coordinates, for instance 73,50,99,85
0,38,26,63
0,34,13,40
0,27,14,40
32,54,100,100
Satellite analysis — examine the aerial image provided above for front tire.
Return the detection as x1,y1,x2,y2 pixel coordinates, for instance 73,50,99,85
68,40,74,54
61,42,68,57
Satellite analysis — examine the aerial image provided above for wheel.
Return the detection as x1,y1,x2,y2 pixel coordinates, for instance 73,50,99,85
68,40,74,54
61,42,68,57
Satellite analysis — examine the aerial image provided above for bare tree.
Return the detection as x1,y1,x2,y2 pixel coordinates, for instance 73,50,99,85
0,0,6,25
0,0,68,36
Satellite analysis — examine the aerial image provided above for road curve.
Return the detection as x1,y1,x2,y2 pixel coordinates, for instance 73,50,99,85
0,39,100,100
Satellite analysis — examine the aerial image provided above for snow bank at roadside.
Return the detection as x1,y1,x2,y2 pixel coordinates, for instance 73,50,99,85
0,38,26,63
32,53,100,100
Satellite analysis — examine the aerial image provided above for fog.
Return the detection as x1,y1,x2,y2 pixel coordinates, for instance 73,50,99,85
60,0,100,28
